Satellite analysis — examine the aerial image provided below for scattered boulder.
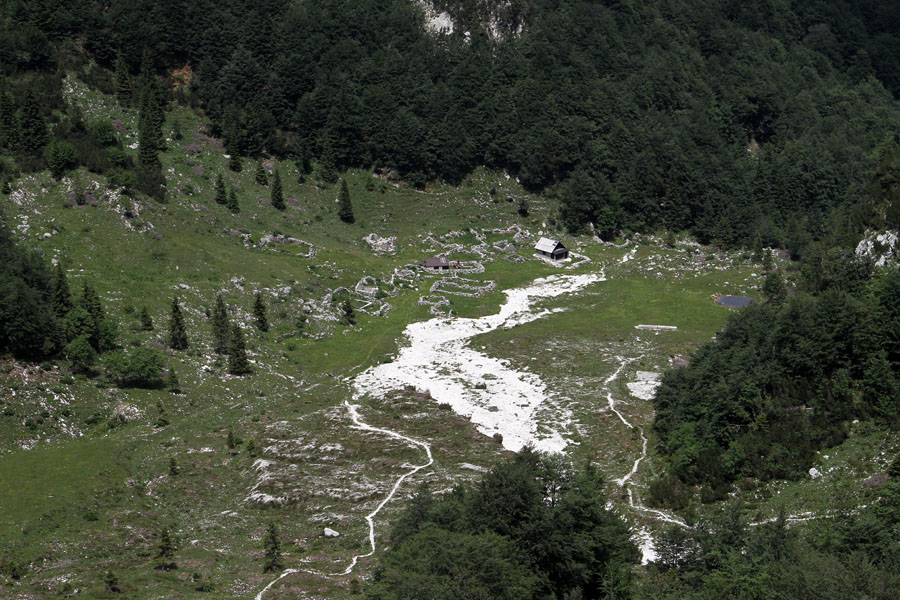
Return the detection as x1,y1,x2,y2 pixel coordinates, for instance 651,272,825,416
324,527,340,537
809,467,822,479
363,233,397,254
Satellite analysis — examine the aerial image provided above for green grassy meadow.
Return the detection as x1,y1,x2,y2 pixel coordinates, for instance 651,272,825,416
0,74,891,599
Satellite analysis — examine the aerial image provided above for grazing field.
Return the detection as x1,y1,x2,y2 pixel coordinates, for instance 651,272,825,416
1,75,893,599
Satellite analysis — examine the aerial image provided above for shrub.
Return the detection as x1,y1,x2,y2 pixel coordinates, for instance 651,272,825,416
103,346,165,388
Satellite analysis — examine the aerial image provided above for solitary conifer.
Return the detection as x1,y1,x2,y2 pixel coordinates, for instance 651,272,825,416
228,153,242,172
318,141,338,184
155,528,176,570
168,456,179,476
168,297,189,350
167,366,180,394
253,292,268,332
139,306,154,331
211,294,230,354
341,298,356,326
255,161,268,186
114,52,131,106
338,179,354,223
227,188,240,213
271,169,284,210
262,522,283,573
214,174,227,204
52,263,73,318
228,324,252,375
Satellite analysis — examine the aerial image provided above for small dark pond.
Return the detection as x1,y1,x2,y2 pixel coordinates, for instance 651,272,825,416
716,295,753,308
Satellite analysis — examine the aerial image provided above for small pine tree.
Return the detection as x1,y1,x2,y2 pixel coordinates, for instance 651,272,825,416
262,522,283,573
888,453,900,478
104,570,121,593
762,248,774,272
154,400,169,427
253,292,268,332
114,52,132,106
246,439,257,457
228,153,242,172
168,456,179,476
255,161,268,186
211,294,230,354
155,528,176,570
341,298,356,326
228,325,252,375
338,179,354,223
139,306,153,331
318,141,338,184
1,177,11,195
752,232,764,263
214,174,227,205
167,366,180,394
227,188,239,213
168,297,189,350
227,428,237,450
271,169,284,210
53,263,73,319
763,271,787,305
517,197,529,217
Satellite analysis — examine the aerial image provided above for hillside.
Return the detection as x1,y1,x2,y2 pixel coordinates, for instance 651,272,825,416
1,1,900,598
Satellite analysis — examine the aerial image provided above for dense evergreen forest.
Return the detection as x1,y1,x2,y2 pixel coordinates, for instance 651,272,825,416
367,448,640,600
3,0,900,246
3,1,900,597
653,256,900,498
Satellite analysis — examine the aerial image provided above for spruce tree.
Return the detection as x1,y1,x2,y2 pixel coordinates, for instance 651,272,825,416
318,141,338,184
762,248,774,272
167,366,180,394
214,174,227,205
168,456,179,476
103,570,121,593
253,292,268,332
211,293,230,354
228,153,242,172
228,324,252,375
139,306,153,331
338,179,354,223
52,263,73,319
227,188,240,213
255,161,268,186
227,428,237,450
17,91,48,157
752,232,764,263
154,400,169,427
137,86,162,170
136,81,166,201
80,282,107,351
270,169,284,210
155,528,176,570
517,197,529,217
168,297,189,350
262,522,283,573
341,298,356,326
0,91,19,151
114,52,132,106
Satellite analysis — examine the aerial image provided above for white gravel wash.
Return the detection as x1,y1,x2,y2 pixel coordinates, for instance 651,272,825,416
352,273,604,453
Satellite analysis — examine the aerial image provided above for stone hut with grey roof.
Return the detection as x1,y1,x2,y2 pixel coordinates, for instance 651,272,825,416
534,237,569,261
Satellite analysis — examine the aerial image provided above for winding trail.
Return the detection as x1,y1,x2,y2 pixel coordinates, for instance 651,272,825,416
254,400,434,599
335,401,434,575
602,355,686,563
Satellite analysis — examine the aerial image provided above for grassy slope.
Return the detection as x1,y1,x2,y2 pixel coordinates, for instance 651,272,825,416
0,73,894,598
